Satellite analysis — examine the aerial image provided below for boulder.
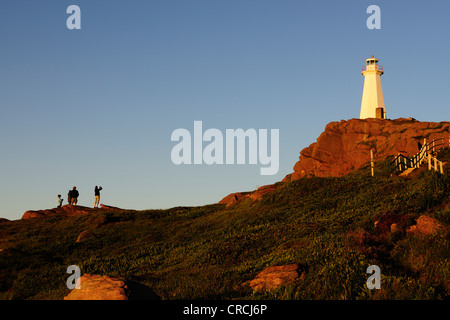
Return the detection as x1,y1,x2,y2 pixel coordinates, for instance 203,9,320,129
21,205,94,220
22,211,47,220
390,223,402,233
218,192,251,207
248,184,278,201
374,213,407,234
64,274,129,300
406,215,446,236
63,274,160,300
244,264,302,292
100,204,123,210
219,184,279,206
21,204,127,220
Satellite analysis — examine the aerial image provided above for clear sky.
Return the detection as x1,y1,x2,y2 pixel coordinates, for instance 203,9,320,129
0,0,449,220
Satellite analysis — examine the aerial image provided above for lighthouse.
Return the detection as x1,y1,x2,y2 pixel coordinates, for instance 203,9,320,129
360,56,386,119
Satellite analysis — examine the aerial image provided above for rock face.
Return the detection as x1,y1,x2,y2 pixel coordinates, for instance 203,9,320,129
283,118,449,181
244,264,302,292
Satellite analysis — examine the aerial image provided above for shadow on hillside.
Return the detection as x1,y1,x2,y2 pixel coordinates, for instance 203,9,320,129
126,280,161,300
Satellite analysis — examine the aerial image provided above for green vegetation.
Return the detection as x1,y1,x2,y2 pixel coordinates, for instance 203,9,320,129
0,149,449,300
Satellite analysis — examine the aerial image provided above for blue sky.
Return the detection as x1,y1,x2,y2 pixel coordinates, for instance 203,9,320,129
0,0,449,220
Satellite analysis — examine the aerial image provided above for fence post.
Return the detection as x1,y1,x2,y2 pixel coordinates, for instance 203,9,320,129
371,149,374,177
428,154,432,171
420,146,424,165
440,161,443,174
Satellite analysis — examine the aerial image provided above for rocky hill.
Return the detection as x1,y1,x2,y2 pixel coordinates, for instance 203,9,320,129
285,118,449,181
0,118,449,301
220,118,449,206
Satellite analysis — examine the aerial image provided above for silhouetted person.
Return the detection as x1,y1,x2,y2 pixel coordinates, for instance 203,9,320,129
71,186,79,205
94,186,103,208
57,195,63,208
68,190,73,205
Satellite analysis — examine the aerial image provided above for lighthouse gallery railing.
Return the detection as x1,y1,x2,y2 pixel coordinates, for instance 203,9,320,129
362,66,383,72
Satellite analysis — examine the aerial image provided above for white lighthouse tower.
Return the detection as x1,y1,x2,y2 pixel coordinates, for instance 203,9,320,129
360,56,386,119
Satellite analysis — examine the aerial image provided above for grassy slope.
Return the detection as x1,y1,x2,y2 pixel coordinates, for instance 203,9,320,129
0,149,449,300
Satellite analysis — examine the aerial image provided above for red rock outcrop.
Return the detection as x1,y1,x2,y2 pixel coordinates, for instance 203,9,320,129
64,274,129,300
99,204,122,210
406,215,446,236
219,118,449,205
218,184,279,207
243,264,303,292
284,118,449,181
63,274,160,300
374,213,407,234
22,204,125,220
218,192,251,207
22,205,93,220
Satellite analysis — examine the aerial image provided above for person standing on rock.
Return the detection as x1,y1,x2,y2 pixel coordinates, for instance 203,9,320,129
94,186,103,208
68,189,73,205
57,195,63,208
71,186,79,205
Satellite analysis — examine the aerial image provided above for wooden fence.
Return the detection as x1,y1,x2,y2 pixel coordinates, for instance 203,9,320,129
392,137,449,175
